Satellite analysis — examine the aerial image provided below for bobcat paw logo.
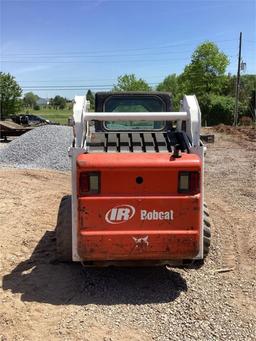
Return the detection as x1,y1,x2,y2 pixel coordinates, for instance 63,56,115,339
132,236,149,247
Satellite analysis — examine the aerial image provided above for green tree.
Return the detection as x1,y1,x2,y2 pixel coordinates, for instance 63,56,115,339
221,74,236,96
113,74,151,91
86,89,95,110
0,72,22,118
51,95,66,109
157,74,179,92
200,95,235,125
181,42,229,97
156,74,183,110
239,75,256,113
23,92,39,108
248,90,256,120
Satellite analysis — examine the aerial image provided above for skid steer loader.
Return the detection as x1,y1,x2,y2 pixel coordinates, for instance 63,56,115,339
56,92,211,266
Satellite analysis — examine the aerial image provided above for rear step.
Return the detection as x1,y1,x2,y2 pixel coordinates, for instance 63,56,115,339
87,132,190,153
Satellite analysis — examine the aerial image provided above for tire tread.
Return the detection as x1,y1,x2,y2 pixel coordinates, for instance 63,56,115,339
56,195,72,262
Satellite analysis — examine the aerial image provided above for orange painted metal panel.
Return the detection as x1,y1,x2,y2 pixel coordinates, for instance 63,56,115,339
76,153,202,261
77,196,201,260
77,152,200,169
77,153,201,196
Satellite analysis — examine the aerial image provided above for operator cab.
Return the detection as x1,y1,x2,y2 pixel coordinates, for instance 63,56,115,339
87,92,191,153
95,92,171,131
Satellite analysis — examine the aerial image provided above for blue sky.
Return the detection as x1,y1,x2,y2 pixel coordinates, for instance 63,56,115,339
1,0,255,99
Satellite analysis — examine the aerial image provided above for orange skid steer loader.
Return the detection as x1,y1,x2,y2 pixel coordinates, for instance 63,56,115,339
56,92,211,266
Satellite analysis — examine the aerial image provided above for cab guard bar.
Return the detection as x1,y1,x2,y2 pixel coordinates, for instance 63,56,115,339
83,112,188,121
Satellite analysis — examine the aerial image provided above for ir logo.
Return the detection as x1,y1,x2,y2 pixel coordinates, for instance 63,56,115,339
105,205,135,224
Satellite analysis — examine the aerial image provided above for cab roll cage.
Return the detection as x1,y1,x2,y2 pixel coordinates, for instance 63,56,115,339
72,95,201,150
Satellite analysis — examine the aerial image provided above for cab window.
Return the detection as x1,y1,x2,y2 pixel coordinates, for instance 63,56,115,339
104,96,166,130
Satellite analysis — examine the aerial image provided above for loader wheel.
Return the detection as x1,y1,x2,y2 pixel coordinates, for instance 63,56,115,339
182,205,211,269
203,206,211,258
56,195,72,262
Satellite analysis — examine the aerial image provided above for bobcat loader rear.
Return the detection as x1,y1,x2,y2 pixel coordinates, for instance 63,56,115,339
56,92,211,266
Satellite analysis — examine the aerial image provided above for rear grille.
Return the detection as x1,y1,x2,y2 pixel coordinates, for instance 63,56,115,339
87,132,188,153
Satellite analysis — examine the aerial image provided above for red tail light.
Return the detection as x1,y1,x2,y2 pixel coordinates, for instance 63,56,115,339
190,172,200,194
80,173,89,194
79,172,100,195
178,171,200,194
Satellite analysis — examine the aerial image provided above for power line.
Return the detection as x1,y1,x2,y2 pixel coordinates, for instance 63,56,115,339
22,85,128,88
19,69,240,89
1,55,236,64
17,76,173,84
20,72,238,89
5,49,232,61
1,47,240,59
23,88,111,91
244,40,256,44
19,78,118,83
0,57,194,64
2,39,237,57
21,82,160,90
1,49,198,58
18,78,122,83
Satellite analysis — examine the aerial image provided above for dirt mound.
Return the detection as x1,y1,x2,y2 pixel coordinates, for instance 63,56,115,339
212,124,256,141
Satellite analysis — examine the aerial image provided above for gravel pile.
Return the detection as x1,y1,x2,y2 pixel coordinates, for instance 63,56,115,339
0,125,73,171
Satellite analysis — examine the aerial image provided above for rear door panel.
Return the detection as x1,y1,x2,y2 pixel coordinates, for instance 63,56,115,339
78,196,201,260
76,153,202,261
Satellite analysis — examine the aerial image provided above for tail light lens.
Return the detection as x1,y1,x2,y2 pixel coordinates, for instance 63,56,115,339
178,171,200,194
79,172,100,195
190,172,200,193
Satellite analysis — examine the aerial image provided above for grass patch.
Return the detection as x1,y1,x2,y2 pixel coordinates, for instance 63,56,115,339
21,108,72,125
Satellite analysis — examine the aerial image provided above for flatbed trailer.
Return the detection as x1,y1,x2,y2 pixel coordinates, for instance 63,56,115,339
0,120,32,141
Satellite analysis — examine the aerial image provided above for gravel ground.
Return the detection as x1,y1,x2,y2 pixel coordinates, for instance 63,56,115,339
0,125,72,171
0,129,255,340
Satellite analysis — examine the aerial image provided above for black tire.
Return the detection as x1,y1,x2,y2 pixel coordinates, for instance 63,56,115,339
56,195,72,262
181,204,211,268
203,207,211,258
204,205,210,217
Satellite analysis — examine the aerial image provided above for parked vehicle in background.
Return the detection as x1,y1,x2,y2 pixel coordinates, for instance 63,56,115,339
11,114,58,126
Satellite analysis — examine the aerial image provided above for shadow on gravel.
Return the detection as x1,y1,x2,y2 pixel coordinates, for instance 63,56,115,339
3,231,187,305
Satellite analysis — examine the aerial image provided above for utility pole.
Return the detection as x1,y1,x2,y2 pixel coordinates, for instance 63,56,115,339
234,32,242,126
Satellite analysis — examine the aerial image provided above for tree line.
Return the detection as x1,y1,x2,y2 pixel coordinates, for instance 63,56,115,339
22,92,68,110
1,41,255,125
87,42,255,125
0,75,69,117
